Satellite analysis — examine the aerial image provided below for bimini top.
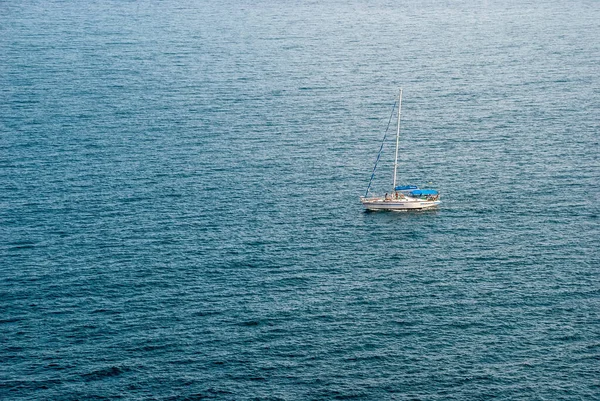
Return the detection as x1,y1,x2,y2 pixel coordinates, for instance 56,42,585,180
395,185,419,191
410,189,439,196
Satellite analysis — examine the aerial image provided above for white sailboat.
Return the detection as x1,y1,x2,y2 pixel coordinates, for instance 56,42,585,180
360,89,441,211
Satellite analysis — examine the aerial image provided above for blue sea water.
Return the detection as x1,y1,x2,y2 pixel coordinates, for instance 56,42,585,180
1,0,599,399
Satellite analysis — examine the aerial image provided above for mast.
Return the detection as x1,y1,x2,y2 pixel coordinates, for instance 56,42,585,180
392,88,403,189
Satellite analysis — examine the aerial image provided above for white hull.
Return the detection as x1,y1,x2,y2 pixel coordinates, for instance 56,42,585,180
361,197,440,211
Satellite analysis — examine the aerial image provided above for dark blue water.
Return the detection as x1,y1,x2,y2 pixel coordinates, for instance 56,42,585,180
2,0,599,399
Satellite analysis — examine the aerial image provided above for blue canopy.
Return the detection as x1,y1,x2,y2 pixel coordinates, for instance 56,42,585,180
410,189,439,196
395,185,418,191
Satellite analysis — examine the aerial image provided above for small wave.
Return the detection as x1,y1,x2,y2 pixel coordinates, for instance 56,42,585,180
82,366,129,382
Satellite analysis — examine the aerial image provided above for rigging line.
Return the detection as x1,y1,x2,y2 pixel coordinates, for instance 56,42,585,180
364,99,397,198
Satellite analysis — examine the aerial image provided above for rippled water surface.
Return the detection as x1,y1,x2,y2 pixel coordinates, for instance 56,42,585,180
1,0,599,399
